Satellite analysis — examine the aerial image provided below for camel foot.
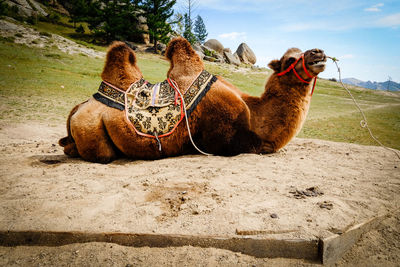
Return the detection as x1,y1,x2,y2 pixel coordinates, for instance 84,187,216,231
259,142,275,154
63,143,79,158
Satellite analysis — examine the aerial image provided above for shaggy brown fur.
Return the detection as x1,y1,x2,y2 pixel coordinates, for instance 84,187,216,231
59,39,264,163
60,38,325,163
240,47,327,152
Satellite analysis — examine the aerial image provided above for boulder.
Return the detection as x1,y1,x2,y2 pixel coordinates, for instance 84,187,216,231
195,50,205,60
5,0,48,17
204,39,224,54
224,51,240,66
223,48,232,54
235,43,257,65
145,43,166,54
192,43,203,53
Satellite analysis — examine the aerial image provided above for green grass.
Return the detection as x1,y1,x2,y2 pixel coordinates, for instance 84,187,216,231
0,37,399,149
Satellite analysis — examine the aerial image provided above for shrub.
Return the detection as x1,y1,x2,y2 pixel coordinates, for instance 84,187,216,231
39,31,52,37
75,24,85,34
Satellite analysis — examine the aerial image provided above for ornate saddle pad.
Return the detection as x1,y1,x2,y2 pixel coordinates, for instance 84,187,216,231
93,70,217,138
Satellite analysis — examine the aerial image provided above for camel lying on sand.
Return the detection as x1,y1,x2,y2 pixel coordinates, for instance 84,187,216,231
59,38,326,163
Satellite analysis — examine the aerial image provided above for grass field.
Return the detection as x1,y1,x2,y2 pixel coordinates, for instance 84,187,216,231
0,34,399,149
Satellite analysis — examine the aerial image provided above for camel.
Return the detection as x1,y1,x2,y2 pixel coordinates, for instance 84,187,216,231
59,39,263,163
59,38,326,163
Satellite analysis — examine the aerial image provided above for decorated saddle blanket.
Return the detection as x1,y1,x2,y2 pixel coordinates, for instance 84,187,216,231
93,70,217,138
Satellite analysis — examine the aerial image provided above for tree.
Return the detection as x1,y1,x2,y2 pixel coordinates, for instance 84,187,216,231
86,0,141,43
61,0,90,28
140,0,176,53
183,13,196,44
193,15,207,44
169,12,184,36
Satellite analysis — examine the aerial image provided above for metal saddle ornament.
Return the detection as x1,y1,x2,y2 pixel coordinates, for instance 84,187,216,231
93,70,217,139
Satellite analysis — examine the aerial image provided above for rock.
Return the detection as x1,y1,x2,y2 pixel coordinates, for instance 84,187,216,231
192,43,204,59
145,43,166,54
224,51,240,66
195,50,204,60
5,0,47,17
233,52,241,62
203,55,216,62
124,41,137,51
192,43,203,53
235,43,257,65
204,39,224,54
223,47,232,54
137,15,150,44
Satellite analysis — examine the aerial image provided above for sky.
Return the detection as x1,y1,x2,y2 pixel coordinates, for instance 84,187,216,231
175,0,400,83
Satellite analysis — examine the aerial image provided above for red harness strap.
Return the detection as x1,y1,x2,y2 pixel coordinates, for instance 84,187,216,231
277,54,318,96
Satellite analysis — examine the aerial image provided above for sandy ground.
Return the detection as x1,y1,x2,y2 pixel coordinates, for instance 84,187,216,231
0,210,399,267
0,122,399,266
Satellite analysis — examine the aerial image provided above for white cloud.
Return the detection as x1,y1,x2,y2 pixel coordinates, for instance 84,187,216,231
377,13,400,27
364,3,384,12
218,32,247,40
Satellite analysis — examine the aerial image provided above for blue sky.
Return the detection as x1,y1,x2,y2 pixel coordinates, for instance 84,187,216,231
175,0,400,83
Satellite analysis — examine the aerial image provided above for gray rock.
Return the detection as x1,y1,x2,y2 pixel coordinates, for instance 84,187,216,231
192,43,203,53
5,0,47,17
223,47,232,54
195,50,204,60
204,39,224,54
203,55,216,62
145,43,166,54
235,43,257,65
224,51,240,66
192,43,204,59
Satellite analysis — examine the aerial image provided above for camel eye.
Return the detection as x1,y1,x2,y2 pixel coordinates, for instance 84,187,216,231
284,57,296,69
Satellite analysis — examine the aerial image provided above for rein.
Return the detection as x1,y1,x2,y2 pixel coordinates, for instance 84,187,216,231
277,54,318,96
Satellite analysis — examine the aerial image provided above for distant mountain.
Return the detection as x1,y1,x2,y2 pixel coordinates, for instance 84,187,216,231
342,78,400,91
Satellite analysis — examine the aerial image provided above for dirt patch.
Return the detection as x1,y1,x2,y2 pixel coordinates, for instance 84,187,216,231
0,122,399,265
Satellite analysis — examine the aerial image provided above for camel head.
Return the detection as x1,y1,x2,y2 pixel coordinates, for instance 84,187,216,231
165,37,204,78
268,48,326,81
101,41,143,91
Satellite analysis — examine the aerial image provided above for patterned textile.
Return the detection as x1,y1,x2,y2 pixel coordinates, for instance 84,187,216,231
93,70,217,138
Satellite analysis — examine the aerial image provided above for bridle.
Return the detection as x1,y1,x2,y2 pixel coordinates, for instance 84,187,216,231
277,54,318,96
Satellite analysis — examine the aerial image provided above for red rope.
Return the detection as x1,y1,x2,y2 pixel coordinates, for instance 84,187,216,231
277,53,318,95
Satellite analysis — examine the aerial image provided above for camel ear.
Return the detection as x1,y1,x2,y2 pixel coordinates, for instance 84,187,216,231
268,59,281,72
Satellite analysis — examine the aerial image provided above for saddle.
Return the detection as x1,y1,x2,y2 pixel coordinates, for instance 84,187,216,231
93,70,217,139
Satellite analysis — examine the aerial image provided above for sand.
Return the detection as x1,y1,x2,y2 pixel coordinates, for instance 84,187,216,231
0,121,399,266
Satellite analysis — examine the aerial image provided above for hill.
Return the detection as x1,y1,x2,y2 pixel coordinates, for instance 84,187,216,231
343,78,400,91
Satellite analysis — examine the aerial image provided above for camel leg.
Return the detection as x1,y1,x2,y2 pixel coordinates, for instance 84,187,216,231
72,124,117,163
70,104,118,164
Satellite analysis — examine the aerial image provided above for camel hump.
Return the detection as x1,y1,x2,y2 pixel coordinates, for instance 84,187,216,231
165,37,197,61
101,41,142,90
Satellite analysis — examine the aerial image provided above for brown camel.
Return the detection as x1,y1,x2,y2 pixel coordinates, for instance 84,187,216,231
59,39,263,163
240,47,327,152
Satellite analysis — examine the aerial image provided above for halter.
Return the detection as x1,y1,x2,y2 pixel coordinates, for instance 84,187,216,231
277,54,318,96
